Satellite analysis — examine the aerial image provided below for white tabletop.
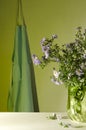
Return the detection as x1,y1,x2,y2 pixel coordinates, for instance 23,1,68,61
0,112,86,130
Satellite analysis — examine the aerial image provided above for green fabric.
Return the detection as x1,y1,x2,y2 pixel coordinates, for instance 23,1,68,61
7,25,35,112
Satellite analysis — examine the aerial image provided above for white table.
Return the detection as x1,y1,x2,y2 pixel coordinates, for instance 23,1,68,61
0,112,86,130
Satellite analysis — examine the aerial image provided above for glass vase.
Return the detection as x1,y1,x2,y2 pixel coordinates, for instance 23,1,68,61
67,86,86,122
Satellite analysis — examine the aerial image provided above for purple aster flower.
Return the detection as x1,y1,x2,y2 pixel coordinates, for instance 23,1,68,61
66,43,73,49
66,44,70,48
53,68,60,78
51,76,63,85
52,34,58,39
51,68,63,85
32,54,41,65
44,51,49,59
40,37,47,45
41,45,50,52
41,45,50,59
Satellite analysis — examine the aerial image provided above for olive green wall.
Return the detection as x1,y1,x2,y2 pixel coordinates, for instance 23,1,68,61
0,0,86,112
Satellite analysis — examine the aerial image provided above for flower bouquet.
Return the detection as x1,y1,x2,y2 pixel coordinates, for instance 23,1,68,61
32,27,86,122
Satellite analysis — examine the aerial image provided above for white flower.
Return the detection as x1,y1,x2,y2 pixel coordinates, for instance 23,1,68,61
68,73,72,79
83,53,86,59
80,63,85,69
75,69,84,76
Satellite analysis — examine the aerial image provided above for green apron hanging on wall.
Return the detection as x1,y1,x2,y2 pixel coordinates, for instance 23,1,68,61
7,0,39,112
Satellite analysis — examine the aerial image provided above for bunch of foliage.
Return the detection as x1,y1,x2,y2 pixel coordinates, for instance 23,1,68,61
32,27,86,100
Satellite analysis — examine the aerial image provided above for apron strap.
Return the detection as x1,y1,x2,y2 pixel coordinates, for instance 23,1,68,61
16,0,25,25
